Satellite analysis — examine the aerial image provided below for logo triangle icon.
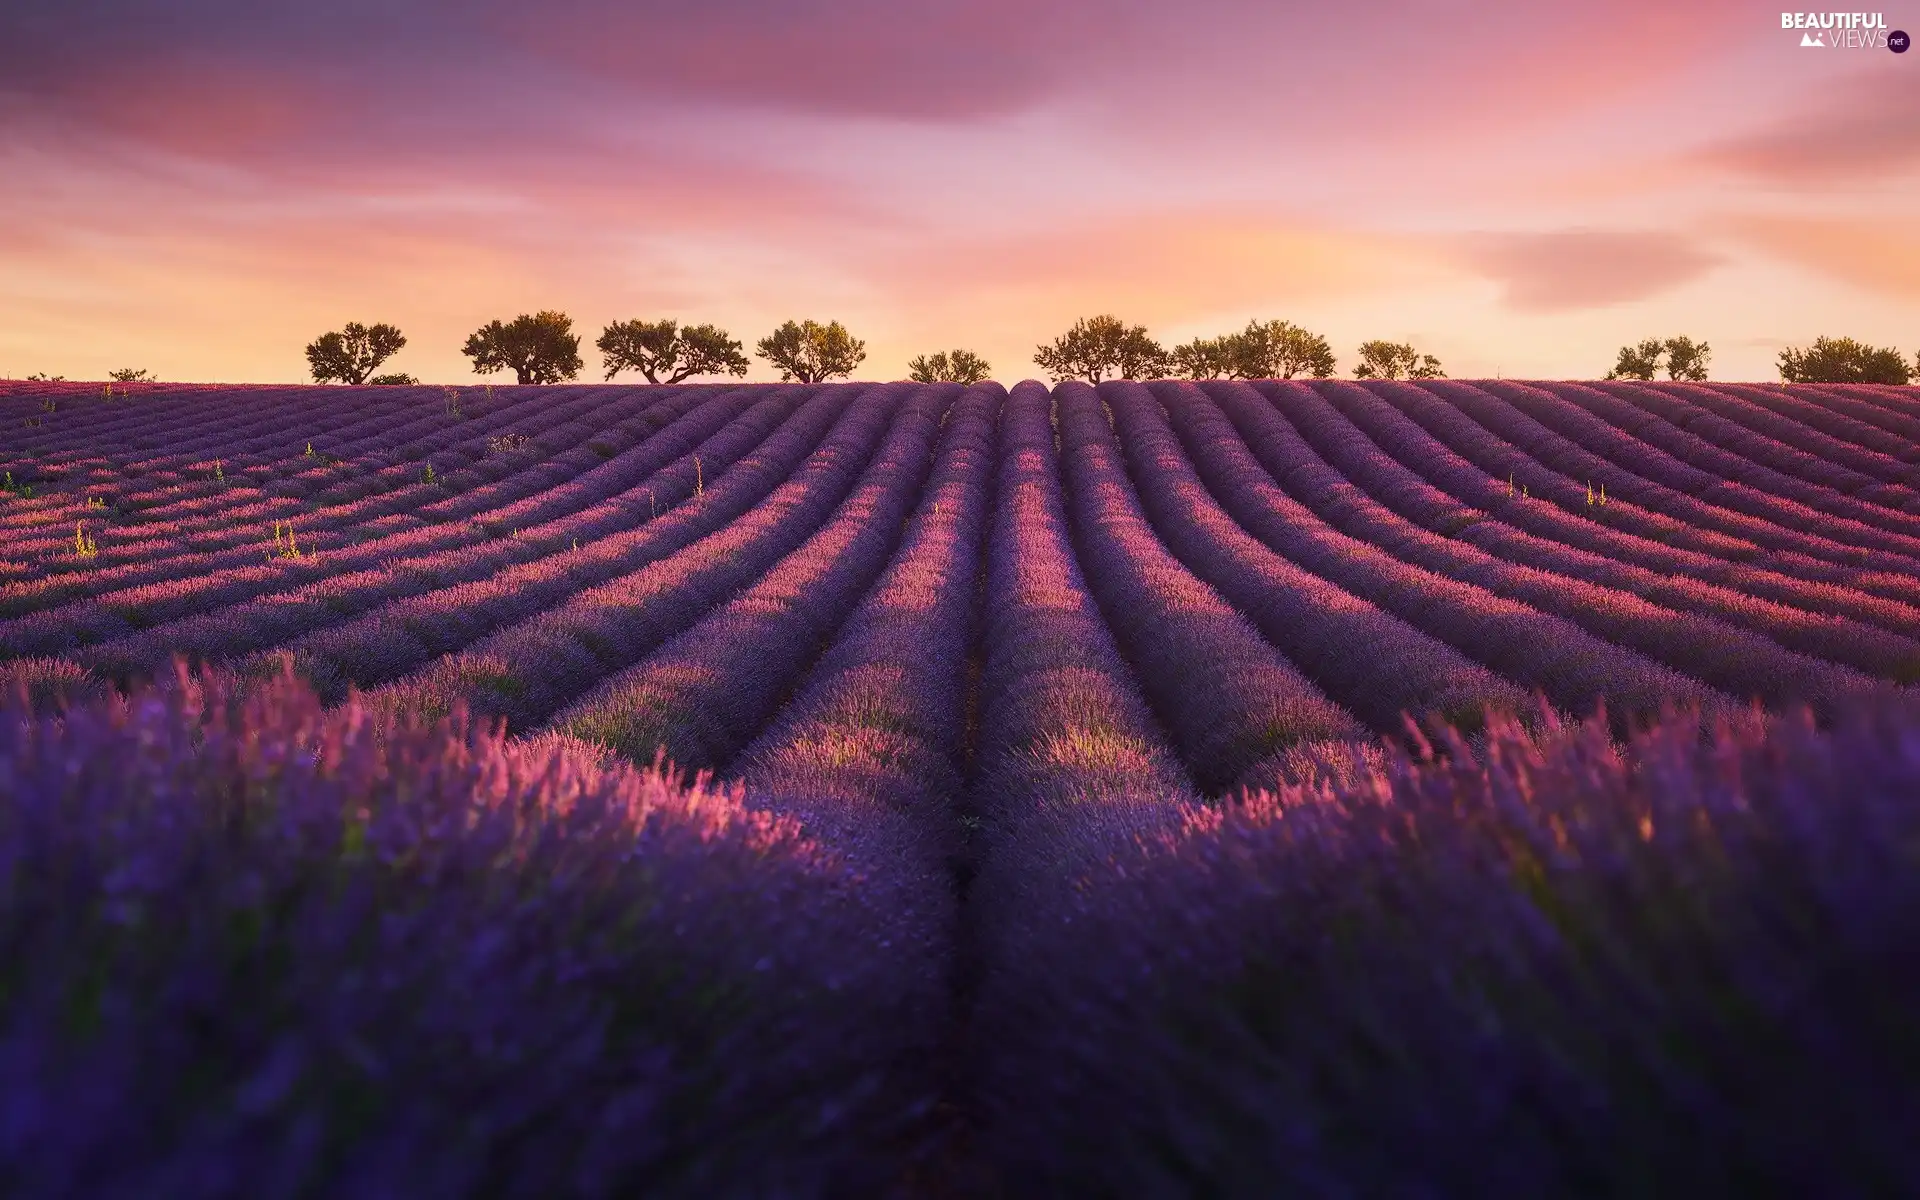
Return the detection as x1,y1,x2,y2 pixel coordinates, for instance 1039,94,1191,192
1800,31,1824,45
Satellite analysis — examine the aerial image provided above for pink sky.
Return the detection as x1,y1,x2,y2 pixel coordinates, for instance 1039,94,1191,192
1,0,1915,384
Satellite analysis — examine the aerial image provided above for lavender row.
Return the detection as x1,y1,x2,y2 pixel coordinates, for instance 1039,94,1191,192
0,388,717,626
1656,381,1920,495
0,384,674,589
1265,381,1920,687
1054,381,1365,794
969,694,1920,1194
0,388,766,657
961,383,1200,1186
1364,380,1920,607
735,383,1001,869
0,664,947,1197
548,383,958,769
363,384,913,734
1440,380,1920,574
1319,380,1920,639
88,385,835,691
1541,380,1920,536
1789,383,1920,445
1164,382,1730,728
1100,381,1535,743
1227,381,1876,713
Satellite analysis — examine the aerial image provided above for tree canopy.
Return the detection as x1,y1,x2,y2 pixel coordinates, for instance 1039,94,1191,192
1169,336,1236,380
755,320,866,383
1606,336,1710,381
597,319,750,384
1353,340,1446,380
305,322,406,386
907,349,992,385
369,373,419,386
1777,336,1913,385
107,368,153,383
1034,315,1169,384
1234,320,1337,379
462,311,583,385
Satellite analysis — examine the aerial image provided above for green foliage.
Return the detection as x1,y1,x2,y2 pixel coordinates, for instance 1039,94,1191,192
25,373,63,382
462,311,583,385
1353,340,1446,380
755,319,866,383
1605,338,1665,381
597,319,751,384
305,322,407,385
1663,336,1710,381
1227,320,1338,380
1778,336,1913,385
368,373,419,386
107,368,153,383
906,349,992,384
1169,336,1236,380
1034,315,1169,384
1606,336,1710,381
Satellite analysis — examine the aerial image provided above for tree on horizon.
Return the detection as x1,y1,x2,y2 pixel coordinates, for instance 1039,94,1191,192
1353,340,1445,381
1777,336,1912,385
597,319,750,384
306,322,406,385
755,320,866,383
1605,336,1710,381
1035,315,1169,384
907,349,991,384
462,312,583,385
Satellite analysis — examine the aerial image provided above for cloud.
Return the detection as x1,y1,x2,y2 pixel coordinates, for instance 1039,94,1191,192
1721,213,1920,299
1456,229,1724,312
1692,69,1920,183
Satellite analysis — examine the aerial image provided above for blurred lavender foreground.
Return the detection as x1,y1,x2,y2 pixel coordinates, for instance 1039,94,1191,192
0,663,946,1198
5,660,1920,1196
974,698,1920,1197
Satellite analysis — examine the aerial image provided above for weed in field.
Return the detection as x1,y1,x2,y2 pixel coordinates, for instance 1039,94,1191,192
421,463,437,486
486,433,530,456
73,522,97,559
268,520,303,561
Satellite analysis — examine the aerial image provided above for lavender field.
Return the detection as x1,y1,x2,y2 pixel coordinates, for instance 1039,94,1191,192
4,375,1920,1196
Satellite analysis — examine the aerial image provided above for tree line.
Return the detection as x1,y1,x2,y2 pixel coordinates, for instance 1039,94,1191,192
72,317,1910,388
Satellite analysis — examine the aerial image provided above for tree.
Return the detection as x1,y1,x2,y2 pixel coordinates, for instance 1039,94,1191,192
907,349,992,384
462,311,582,385
1169,336,1235,380
1034,315,1170,384
755,319,866,383
369,373,419,386
1605,336,1710,381
1778,336,1912,385
1353,340,1446,380
107,368,153,383
1663,336,1711,381
1231,320,1337,379
1605,338,1665,381
597,319,750,384
305,322,406,385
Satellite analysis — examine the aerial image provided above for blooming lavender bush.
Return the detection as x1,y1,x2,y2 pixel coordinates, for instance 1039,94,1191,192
976,696,1920,1196
0,664,946,1198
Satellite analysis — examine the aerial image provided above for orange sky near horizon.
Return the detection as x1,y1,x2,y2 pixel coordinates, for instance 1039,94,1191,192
1,0,1915,385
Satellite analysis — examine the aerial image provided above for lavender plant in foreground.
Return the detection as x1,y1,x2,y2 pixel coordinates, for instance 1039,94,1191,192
0,664,946,1198
977,695,1920,1197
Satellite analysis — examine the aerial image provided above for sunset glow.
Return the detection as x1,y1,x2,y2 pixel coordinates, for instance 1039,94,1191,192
2,0,1915,384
